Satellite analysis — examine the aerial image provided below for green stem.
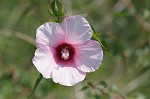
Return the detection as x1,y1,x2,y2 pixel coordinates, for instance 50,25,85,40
57,16,60,22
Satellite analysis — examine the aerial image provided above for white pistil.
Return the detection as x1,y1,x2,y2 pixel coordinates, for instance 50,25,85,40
61,48,69,60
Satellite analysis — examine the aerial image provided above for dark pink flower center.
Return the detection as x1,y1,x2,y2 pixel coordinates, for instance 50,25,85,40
56,43,75,62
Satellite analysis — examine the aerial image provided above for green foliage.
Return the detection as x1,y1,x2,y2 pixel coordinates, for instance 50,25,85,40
91,24,109,50
49,0,65,19
99,81,108,89
94,94,100,99
28,74,43,98
0,0,150,99
80,86,89,91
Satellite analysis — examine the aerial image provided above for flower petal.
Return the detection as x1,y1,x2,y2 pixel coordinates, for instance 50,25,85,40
51,65,86,86
74,40,103,72
61,15,93,44
36,22,64,51
32,49,58,78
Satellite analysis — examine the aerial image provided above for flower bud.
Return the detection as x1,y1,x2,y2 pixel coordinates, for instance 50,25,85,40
49,0,64,17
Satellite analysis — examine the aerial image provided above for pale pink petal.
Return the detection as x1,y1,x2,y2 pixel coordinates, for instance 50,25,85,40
51,65,86,86
61,15,93,44
74,40,103,72
36,22,64,51
32,49,58,78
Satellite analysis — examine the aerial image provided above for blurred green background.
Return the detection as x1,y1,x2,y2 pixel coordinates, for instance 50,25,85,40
0,0,150,99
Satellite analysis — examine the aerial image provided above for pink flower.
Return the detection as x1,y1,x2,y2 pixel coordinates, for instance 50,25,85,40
32,15,103,86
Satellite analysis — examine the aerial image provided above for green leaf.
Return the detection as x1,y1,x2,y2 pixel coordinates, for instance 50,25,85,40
90,23,96,33
80,86,89,91
94,94,101,99
92,33,101,43
99,35,108,50
90,23,109,50
113,11,127,17
27,74,43,98
48,7,54,16
99,81,108,89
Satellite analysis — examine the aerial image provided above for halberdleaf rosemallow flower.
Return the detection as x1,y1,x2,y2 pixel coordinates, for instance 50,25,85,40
32,15,103,86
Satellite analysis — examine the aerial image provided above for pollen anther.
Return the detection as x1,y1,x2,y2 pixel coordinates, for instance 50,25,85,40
61,48,69,60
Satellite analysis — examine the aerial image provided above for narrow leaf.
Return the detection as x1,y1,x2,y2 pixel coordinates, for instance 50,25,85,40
94,94,101,99
80,86,89,91
90,23,108,49
92,32,108,50
28,74,43,98
99,81,108,89
90,23,96,33
92,33,101,44
99,36,109,50
48,7,54,16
